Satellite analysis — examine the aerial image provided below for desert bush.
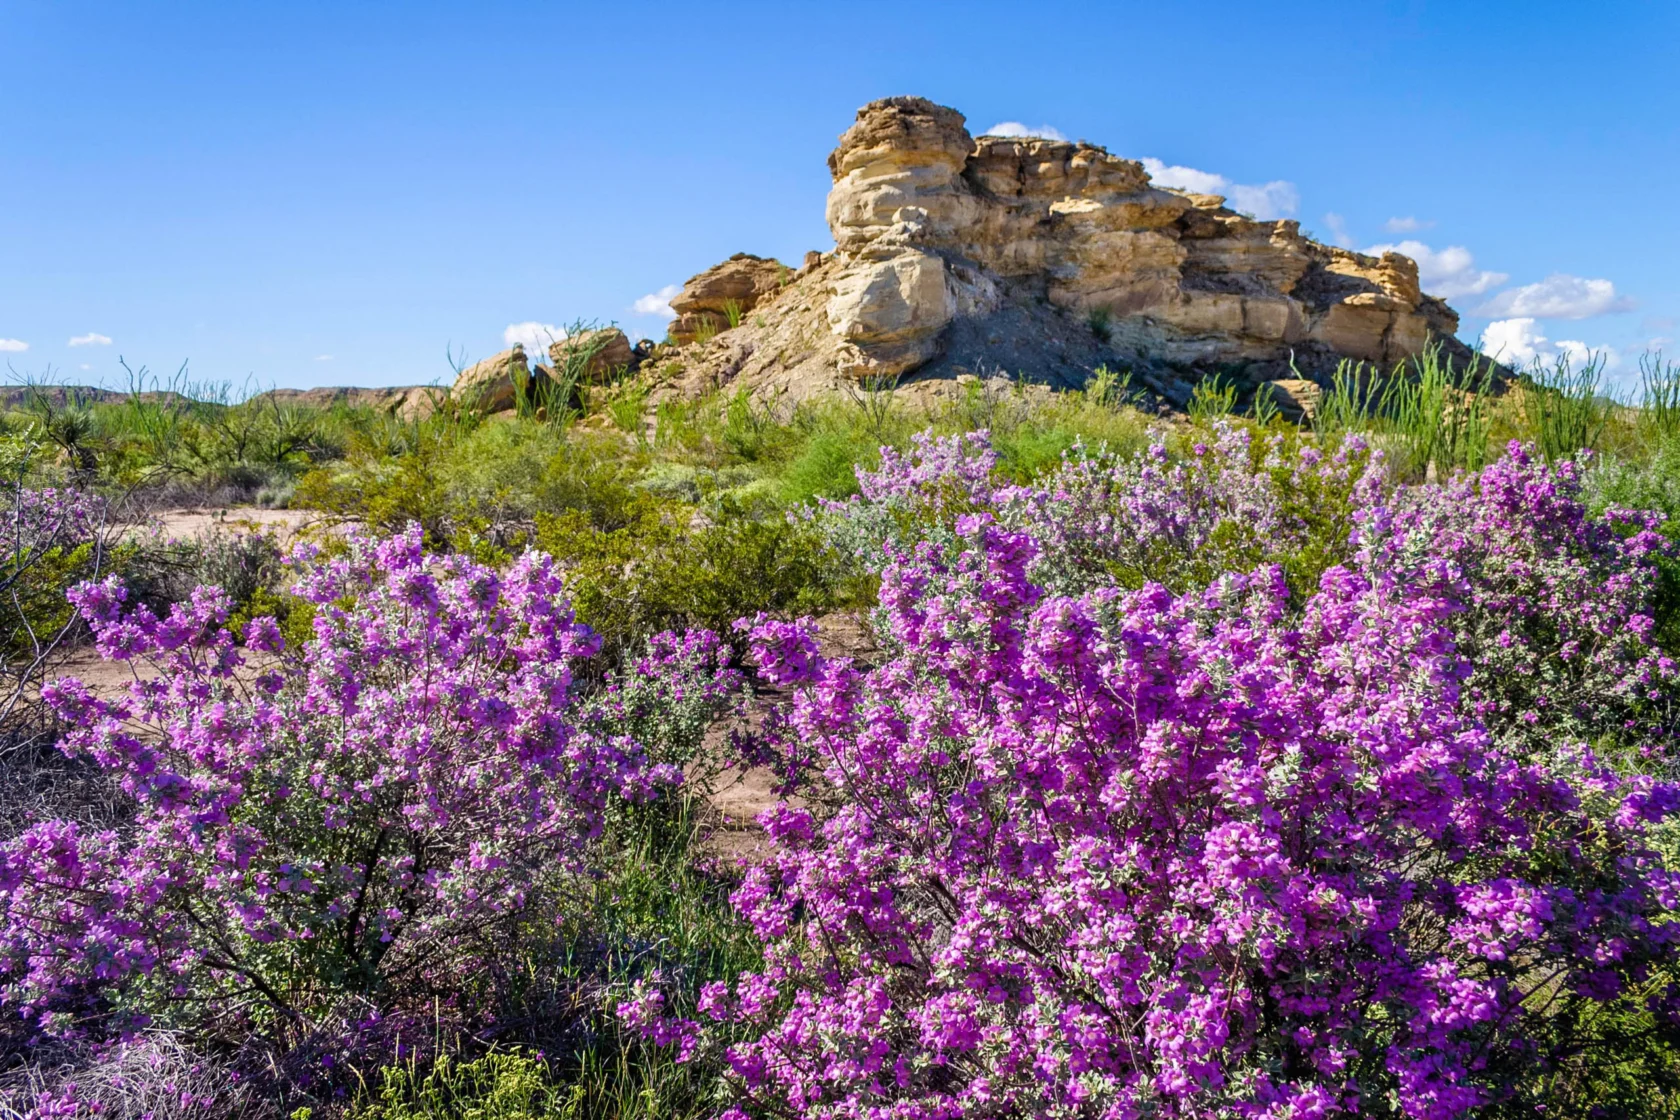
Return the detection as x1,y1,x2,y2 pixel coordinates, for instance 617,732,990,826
1364,442,1677,764
0,426,114,752
0,527,743,1098
819,428,1680,766
1,1032,254,1119
626,511,1680,1118
535,498,845,669
816,425,1375,605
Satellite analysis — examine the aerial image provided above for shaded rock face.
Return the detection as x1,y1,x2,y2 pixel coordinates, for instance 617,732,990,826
654,96,1481,407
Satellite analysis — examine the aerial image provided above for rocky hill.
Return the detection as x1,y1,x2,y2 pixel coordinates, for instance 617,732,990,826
8,97,1488,422
629,96,1485,412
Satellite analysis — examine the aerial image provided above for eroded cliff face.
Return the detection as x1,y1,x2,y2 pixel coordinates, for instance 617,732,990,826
652,96,1474,407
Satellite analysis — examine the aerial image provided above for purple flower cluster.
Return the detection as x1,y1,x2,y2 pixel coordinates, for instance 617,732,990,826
1356,442,1677,761
5,485,102,558
626,435,1680,1118
0,524,711,1043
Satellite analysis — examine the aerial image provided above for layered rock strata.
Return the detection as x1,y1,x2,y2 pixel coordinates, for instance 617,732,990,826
649,96,1482,406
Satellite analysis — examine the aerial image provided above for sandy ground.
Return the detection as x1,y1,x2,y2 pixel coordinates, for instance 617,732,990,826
147,505,318,541
694,609,881,862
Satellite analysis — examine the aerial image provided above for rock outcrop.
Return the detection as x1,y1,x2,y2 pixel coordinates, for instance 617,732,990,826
448,329,640,415
548,327,635,377
451,346,531,413
667,254,791,343
649,96,1485,408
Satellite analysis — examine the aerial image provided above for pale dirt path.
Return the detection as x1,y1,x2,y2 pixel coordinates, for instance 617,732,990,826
146,506,317,542
698,609,881,863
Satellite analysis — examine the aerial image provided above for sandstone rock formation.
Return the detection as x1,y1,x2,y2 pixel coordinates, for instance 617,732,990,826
448,329,640,415
548,327,635,377
451,346,531,413
649,96,1486,408
667,254,791,343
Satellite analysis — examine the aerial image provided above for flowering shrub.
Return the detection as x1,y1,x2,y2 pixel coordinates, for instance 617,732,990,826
1356,444,1678,763
632,517,1680,1118
606,431,1680,1118
0,526,735,1056
816,425,1383,604
2,484,107,671
817,429,1680,764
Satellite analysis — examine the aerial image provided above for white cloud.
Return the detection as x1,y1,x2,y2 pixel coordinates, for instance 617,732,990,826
1480,317,1618,370
79,364,91,371
1384,216,1434,233
632,284,681,320
982,121,1069,142
1476,274,1634,320
314,354,334,362
1140,158,1299,220
1323,212,1355,248
1363,239,1508,299
502,321,568,352
0,339,26,352
68,332,111,347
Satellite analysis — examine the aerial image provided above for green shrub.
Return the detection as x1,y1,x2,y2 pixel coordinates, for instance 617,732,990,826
353,1050,562,1120
777,430,876,505
535,498,845,667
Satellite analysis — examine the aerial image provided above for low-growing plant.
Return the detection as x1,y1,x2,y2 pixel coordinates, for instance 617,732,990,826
535,498,846,668
1085,306,1113,344
1084,363,1130,409
1186,373,1236,423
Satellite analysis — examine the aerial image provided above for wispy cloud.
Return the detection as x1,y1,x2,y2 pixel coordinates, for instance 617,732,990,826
982,121,1069,142
1384,216,1434,234
0,339,27,352
502,321,568,352
1476,274,1634,320
1323,212,1355,248
1140,158,1299,220
68,332,112,347
1363,240,1507,299
632,285,681,320
314,354,334,362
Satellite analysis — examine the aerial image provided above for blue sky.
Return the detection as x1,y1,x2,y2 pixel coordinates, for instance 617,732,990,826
3,0,1675,391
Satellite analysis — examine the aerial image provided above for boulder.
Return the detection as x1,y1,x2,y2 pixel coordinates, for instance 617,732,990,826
451,346,531,412
667,255,791,343
548,328,635,379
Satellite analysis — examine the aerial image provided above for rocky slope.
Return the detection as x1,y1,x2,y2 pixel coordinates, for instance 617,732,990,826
641,96,1486,410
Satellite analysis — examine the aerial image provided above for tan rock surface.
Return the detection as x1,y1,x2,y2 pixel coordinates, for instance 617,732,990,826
450,346,531,412
258,385,440,420
651,95,1495,409
548,327,635,378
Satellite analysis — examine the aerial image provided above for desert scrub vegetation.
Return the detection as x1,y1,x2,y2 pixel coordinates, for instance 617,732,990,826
8,347,1680,1116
